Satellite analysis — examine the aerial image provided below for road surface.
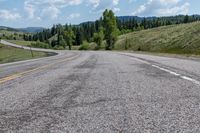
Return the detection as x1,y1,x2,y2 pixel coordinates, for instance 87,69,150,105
0,42,200,132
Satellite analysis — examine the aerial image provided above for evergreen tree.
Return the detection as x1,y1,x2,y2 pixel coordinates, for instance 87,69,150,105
75,29,83,45
184,15,189,23
51,25,56,36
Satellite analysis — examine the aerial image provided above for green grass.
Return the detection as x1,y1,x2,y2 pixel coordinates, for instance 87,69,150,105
115,21,200,55
6,40,36,46
0,44,49,64
7,40,84,50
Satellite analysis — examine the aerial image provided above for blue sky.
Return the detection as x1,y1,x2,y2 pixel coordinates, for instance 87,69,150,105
0,0,199,28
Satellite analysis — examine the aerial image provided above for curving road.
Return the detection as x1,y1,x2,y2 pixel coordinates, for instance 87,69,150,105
0,41,200,132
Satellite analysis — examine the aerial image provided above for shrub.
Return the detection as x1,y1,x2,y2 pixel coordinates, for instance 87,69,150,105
31,41,49,49
53,45,64,50
79,41,90,50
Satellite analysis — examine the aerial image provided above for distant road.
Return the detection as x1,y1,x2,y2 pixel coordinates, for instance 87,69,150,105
0,41,200,132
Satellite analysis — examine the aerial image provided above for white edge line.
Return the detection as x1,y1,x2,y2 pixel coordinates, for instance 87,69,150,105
131,57,200,86
181,76,200,85
152,65,200,86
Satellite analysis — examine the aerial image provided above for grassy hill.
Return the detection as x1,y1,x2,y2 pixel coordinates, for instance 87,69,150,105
115,21,200,55
0,44,49,64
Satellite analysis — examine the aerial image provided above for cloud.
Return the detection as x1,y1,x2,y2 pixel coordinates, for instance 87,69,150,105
67,13,80,20
88,0,119,12
23,0,120,20
41,6,60,19
113,7,120,12
88,0,99,9
24,1,35,19
158,2,190,16
0,10,21,20
132,0,190,16
24,0,83,19
113,0,119,5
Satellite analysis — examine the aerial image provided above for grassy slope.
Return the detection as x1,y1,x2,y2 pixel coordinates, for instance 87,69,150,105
6,40,36,46
115,21,200,55
0,44,48,64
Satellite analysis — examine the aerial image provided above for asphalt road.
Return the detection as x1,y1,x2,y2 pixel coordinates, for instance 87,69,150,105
0,44,200,132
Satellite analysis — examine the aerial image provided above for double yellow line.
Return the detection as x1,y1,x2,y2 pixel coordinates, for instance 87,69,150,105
0,54,80,84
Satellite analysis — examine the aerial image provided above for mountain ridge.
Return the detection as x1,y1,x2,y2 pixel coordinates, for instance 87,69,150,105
1,15,200,33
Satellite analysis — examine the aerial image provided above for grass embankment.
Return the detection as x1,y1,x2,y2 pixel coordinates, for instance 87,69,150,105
6,40,36,46
115,22,200,55
0,44,49,64
7,40,81,50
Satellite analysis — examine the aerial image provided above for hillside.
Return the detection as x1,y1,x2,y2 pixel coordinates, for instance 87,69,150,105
115,21,200,55
0,43,48,64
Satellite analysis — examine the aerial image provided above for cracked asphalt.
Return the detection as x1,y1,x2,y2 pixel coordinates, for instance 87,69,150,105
0,51,200,133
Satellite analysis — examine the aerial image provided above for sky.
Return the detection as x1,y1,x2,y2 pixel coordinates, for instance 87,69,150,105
0,0,199,28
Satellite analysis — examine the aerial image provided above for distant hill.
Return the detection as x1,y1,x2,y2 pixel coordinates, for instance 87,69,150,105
80,15,200,27
17,27,45,33
1,15,200,34
117,15,200,23
0,26,45,33
117,16,156,22
0,26,19,32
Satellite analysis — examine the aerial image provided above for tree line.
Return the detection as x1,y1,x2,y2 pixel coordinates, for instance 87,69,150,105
22,11,200,50
23,9,118,50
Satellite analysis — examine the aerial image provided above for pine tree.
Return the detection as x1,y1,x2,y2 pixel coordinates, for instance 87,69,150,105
75,29,83,45
184,15,189,23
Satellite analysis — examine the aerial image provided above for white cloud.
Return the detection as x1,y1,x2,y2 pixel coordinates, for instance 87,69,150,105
158,2,190,16
113,7,120,12
132,0,190,16
24,1,35,19
24,0,83,19
0,10,21,20
67,13,80,19
41,6,60,19
23,0,121,20
88,0,119,12
113,0,119,6
88,0,100,9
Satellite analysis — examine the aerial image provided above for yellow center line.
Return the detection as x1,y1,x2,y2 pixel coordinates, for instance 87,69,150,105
0,54,80,84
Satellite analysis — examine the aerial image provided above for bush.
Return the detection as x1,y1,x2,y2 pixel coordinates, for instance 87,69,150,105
79,41,90,50
31,41,49,49
53,45,64,50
